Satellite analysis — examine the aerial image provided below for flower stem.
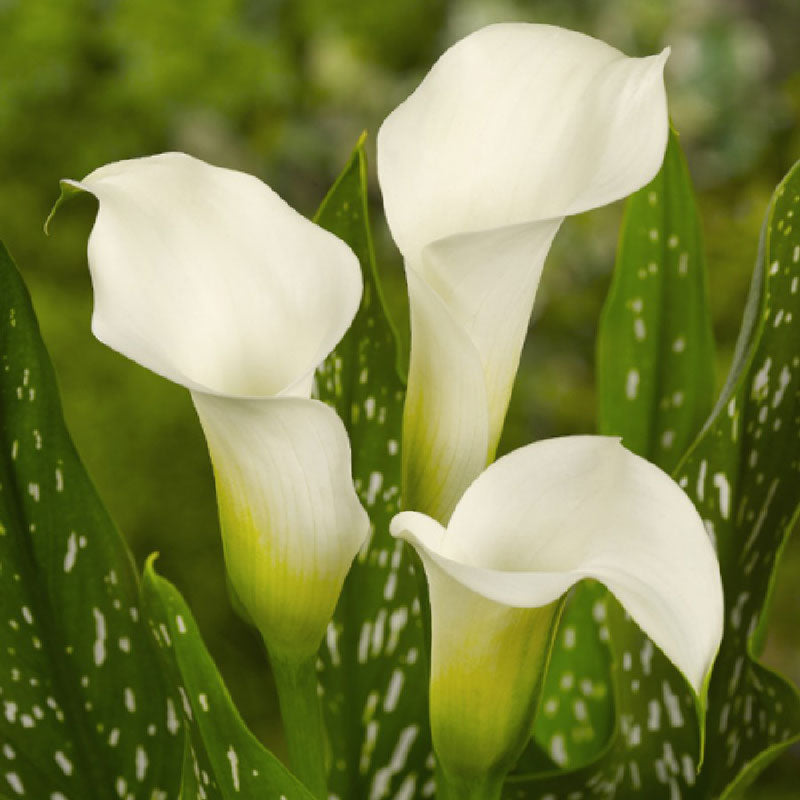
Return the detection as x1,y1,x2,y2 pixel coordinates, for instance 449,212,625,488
269,651,328,798
435,764,505,800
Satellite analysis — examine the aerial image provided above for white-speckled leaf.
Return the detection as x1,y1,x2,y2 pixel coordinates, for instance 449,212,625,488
530,128,715,773
675,157,800,798
314,140,432,798
529,580,616,771
0,243,182,799
598,128,715,472
140,560,316,800
506,158,800,799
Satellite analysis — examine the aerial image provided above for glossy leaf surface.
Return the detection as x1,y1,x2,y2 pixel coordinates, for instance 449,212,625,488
314,139,432,798
140,560,315,800
680,157,800,797
597,129,715,472
511,152,800,798
531,128,716,773
0,242,182,799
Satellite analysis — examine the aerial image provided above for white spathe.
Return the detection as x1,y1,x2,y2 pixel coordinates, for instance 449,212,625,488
378,23,670,523
70,152,370,661
391,436,723,779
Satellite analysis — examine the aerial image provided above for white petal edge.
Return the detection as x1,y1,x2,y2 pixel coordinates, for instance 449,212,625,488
67,153,362,398
194,393,370,660
377,22,669,266
392,436,724,692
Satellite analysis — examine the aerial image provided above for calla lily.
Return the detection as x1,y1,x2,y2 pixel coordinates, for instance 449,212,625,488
391,436,723,797
62,152,370,663
377,23,670,522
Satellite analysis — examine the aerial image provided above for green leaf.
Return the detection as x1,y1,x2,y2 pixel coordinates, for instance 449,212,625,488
0,242,182,798
529,580,616,771
530,129,716,775
511,155,800,799
140,558,315,800
314,138,432,797
675,157,800,797
597,128,716,472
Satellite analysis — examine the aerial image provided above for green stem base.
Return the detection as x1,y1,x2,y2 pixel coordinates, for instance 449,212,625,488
270,651,328,799
436,764,505,800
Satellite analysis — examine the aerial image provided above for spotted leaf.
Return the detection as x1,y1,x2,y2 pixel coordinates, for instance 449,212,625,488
314,139,432,798
507,155,800,799
0,242,182,800
598,128,716,471
140,559,315,800
676,156,800,797
529,580,616,772
528,128,716,775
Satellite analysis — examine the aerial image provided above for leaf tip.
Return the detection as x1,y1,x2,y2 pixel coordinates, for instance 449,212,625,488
143,551,161,581
44,179,85,236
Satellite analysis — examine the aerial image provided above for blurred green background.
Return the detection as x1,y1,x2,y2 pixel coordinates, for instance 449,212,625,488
1,0,798,795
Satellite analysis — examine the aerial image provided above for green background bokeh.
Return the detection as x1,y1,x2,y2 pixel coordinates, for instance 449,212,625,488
1,0,797,795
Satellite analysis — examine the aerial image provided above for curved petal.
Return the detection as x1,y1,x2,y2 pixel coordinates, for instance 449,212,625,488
377,23,669,264
380,24,669,516
68,153,362,397
434,436,722,692
403,270,489,523
429,557,558,782
392,511,579,605
391,512,562,779
420,218,561,459
391,437,723,782
193,393,370,660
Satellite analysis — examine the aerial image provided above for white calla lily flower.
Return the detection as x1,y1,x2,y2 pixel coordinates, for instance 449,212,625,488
378,23,670,522
391,436,723,791
65,152,370,662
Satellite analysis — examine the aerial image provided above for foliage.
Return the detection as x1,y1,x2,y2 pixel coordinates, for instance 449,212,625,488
0,242,182,799
513,137,800,799
314,141,432,798
142,560,316,799
2,5,799,795
0,241,314,798
3,126,799,799
528,129,716,775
